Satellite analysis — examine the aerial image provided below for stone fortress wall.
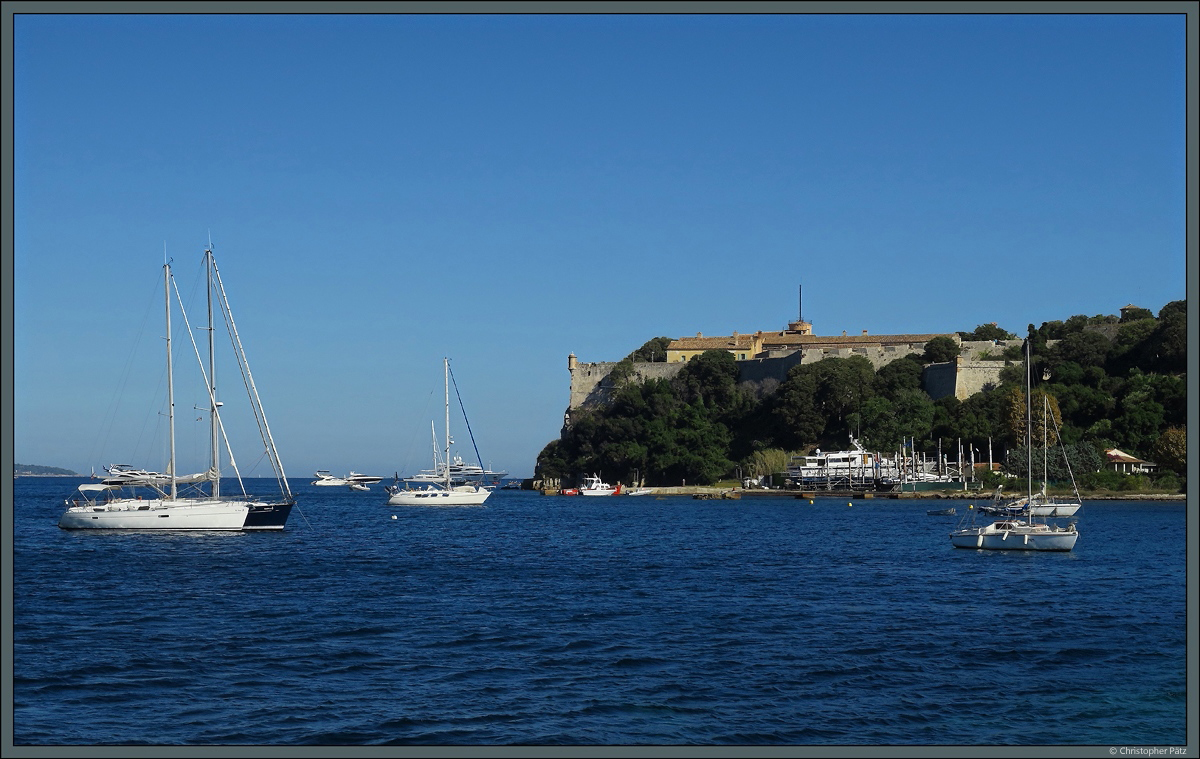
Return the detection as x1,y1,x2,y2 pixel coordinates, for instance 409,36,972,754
567,338,1025,414
567,357,684,411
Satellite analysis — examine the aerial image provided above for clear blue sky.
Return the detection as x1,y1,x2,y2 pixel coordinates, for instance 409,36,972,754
12,11,1188,480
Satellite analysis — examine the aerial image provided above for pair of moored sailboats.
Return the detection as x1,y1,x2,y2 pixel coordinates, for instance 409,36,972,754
59,245,294,531
950,341,1080,552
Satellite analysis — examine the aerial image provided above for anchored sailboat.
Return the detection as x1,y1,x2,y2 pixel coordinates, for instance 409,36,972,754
386,359,491,506
950,340,1078,551
60,244,294,531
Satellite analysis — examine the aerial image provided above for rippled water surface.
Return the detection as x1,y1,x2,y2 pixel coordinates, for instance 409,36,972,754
12,478,1188,747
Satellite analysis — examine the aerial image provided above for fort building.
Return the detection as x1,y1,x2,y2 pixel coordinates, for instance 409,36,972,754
567,317,1021,419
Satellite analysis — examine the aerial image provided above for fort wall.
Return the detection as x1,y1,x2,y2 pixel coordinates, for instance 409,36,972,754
568,338,1024,416
923,358,1011,401
568,360,683,412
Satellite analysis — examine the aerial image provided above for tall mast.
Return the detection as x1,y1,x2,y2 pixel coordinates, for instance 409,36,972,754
1042,394,1049,496
206,245,220,497
1025,340,1033,502
165,261,177,500
444,357,451,490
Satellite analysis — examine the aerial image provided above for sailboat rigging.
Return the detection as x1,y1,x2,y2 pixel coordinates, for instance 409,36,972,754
60,244,295,530
949,340,1079,551
395,363,507,488
386,358,491,506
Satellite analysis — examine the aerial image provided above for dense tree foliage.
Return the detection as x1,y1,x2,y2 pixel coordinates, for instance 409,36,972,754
959,323,1018,341
1151,427,1187,475
536,301,1187,490
922,336,961,364
624,336,673,363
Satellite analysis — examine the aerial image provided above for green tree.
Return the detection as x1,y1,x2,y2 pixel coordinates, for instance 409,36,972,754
1001,387,1061,447
1001,386,1027,446
674,349,742,412
1157,300,1186,320
533,439,569,480
930,394,1001,459
810,356,876,444
1107,318,1158,375
1049,330,1110,369
660,399,732,485
922,336,960,364
893,389,936,445
625,336,673,363
1142,301,1186,373
960,323,1017,341
772,366,825,448
607,358,637,385
743,448,794,479
874,357,924,400
1061,314,1092,335
674,350,756,455
856,396,899,451
1111,372,1166,455
1151,427,1186,475
1045,381,1115,441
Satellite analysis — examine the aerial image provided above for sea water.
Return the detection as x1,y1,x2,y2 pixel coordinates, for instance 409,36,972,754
11,477,1189,746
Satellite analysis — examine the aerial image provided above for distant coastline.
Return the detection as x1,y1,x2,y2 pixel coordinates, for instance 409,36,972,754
13,464,79,476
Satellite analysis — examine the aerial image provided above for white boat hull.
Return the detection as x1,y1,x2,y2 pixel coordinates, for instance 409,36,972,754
58,498,249,530
1027,503,1081,517
387,486,490,506
951,522,1078,552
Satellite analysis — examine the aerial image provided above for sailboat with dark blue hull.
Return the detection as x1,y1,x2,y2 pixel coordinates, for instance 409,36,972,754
61,241,296,531
199,243,296,530
244,501,294,530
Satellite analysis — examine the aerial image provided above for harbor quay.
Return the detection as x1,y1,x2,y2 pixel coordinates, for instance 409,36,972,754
536,486,1186,501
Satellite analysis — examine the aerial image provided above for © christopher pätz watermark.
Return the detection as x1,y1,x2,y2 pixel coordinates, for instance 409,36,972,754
1109,749,1188,756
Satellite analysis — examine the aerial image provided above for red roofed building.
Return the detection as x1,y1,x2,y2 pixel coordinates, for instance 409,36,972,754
1104,448,1157,475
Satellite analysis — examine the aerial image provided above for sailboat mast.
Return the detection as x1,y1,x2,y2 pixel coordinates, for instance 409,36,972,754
165,261,177,500
444,358,451,490
1042,395,1049,496
206,246,220,498
1025,340,1033,502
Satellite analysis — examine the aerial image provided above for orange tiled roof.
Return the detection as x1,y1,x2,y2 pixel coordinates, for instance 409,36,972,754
668,334,757,351
758,332,955,346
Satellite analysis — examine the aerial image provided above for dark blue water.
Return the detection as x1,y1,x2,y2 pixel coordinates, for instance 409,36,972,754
11,477,1188,746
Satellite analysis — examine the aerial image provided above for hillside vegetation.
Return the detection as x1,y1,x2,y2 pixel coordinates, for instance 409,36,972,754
536,301,1186,491
14,464,80,476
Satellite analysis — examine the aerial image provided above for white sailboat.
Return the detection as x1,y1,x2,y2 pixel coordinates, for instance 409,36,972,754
386,359,491,507
950,341,1078,552
978,395,1082,519
60,245,295,531
1026,394,1083,517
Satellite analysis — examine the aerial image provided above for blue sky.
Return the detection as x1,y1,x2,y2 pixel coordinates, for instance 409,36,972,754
12,11,1188,480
